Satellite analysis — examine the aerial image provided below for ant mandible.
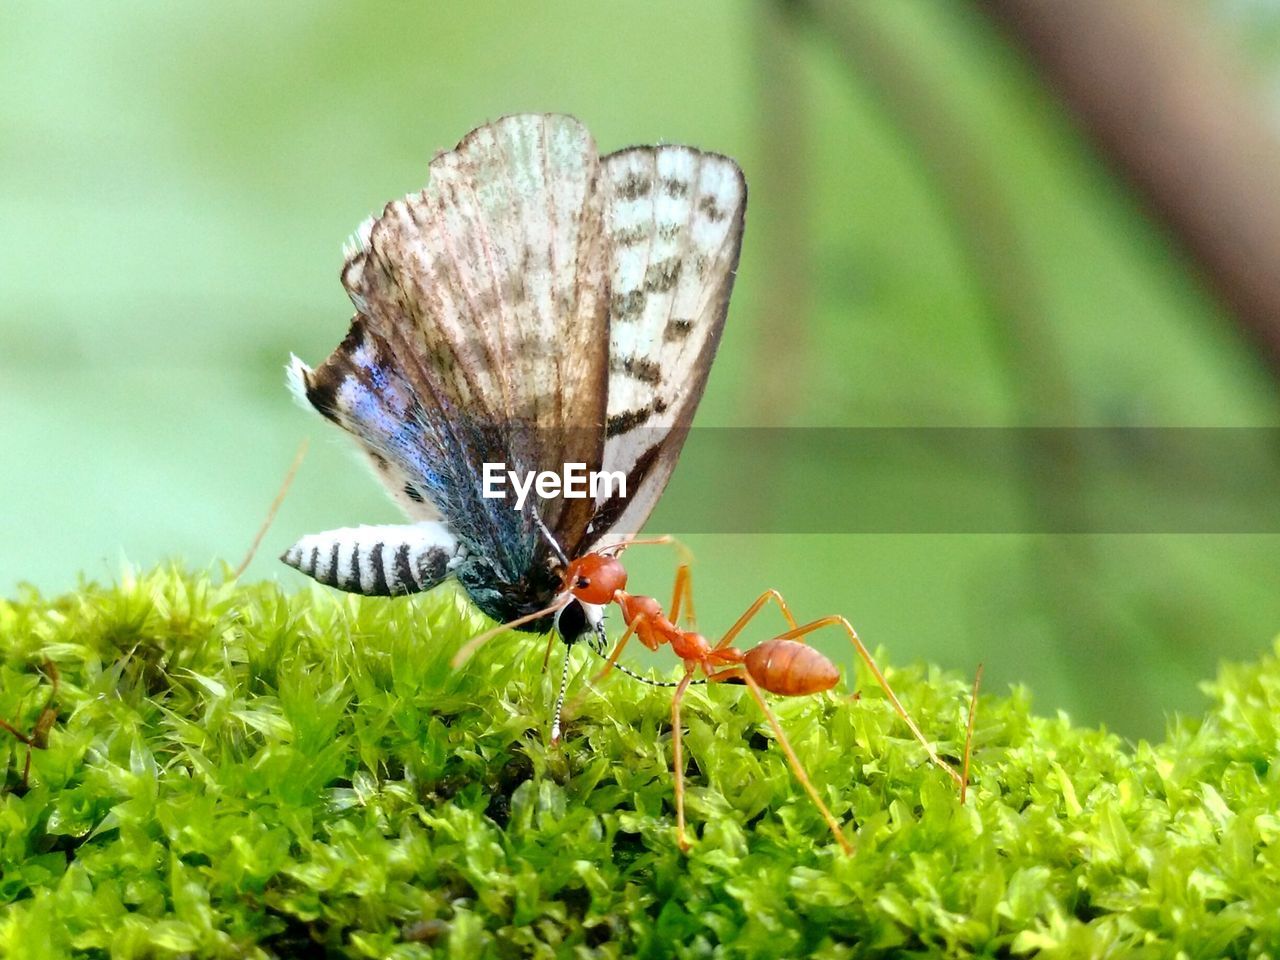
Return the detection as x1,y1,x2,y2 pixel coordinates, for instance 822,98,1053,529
452,537,977,855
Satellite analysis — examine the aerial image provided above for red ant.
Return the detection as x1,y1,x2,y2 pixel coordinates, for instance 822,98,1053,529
453,537,978,855
0,661,60,791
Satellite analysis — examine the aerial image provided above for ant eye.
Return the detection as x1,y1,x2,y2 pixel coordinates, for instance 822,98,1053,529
575,577,590,589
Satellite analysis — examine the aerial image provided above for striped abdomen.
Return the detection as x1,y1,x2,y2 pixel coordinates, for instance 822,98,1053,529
281,521,459,597
743,640,839,697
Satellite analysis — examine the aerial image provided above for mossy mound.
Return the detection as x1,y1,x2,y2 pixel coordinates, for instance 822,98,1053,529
1,568,1278,957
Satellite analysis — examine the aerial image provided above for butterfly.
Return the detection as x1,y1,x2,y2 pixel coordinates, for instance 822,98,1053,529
281,113,745,657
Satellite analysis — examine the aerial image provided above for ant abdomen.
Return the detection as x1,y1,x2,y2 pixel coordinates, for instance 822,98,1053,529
743,640,839,696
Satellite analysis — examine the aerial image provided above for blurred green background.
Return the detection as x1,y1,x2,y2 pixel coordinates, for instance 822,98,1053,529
4,1,1279,740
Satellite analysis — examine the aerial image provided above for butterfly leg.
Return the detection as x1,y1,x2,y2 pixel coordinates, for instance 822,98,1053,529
773,616,964,789
451,595,573,667
587,614,648,686
702,662,853,854
235,438,309,578
540,630,558,674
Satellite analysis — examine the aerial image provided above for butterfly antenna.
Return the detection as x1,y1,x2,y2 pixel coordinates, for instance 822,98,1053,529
533,514,569,566
451,596,573,668
610,661,704,688
581,642,705,689
550,647,574,743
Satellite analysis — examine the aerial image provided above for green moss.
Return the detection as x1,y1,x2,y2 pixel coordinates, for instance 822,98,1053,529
0,567,1277,958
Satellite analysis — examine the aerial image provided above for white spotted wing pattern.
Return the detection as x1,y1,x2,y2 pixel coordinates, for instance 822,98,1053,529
594,146,745,539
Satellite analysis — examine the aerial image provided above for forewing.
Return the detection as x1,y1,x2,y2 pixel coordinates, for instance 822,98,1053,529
589,146,746,541
340,114,610,557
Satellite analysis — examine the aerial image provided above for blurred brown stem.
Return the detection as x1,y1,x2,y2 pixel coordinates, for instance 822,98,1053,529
981,0,1280,378
751,0,813,425
791,0,1079,431
789,0,1137,723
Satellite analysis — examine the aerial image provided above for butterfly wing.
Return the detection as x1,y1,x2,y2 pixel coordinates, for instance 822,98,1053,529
285,117,745,628
294,115,610,593
341,114,608,566
587,146,747,543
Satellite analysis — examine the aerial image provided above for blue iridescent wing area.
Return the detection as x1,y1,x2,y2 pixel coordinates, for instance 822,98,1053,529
290,320,464,528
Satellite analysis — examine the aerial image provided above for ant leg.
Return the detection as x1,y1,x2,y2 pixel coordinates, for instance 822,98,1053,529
607,537,698,626
602,535,692,563
712,589,802,652
961,663,984,804
667,564,698,629
776,617,964,789
671,665,697,852
540,631,555,673
703,665,854,855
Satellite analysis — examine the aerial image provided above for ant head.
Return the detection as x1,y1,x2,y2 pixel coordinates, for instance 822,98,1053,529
563,552,627,605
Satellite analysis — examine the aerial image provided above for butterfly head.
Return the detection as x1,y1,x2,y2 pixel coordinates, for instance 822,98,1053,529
553,596,608,654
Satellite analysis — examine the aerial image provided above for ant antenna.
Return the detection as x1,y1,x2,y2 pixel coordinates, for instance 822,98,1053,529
533,514,569,567
234,438,309,578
